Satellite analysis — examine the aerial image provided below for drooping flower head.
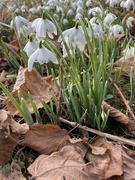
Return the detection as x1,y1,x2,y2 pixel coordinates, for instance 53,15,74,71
32,12,57,39
10,14,31,37
58,21,86,52
28,41,58,71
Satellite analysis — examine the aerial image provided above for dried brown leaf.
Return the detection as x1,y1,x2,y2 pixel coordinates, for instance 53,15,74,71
90,137,123,178
112,56,134,76
117,144,135,180
22,123,69,154
5,67,58,116
28,145,107,180
102,101,129,125
0,110,29,165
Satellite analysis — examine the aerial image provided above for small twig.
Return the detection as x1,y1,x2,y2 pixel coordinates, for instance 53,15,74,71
60,117,135,147
109,77,135,120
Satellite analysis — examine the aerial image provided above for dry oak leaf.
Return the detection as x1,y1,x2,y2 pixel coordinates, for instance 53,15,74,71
28,145,108,180
117,144,135,180
22,123,69,154
0,110,29,165
5,67,58,116
89,136,123,179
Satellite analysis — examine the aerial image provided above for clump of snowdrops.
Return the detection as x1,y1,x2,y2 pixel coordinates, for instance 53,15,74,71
0,0,132,131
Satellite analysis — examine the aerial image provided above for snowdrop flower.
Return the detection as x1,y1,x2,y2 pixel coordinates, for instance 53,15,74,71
28,41,58,71
86,0,93,7
32,12,57,39
71,2,77,10
76,7,84,14
77,0,83,7
29,7,37,14
47,0,58,6
126,17,135,28
75,13,83,20
10,15,31,37
109,24,124,38
104,13,117,25
106,0,121,7
88,7,103,16
24,36,38,57
124,46,134,58
63,19,69,25
56,6,64,14
8,4,16,12
67,9,74,16
58,23,86,51
62,37,76,58
21,5,28,12
124,0,135,11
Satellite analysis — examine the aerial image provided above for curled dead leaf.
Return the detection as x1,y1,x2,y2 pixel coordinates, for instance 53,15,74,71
102,101,129,125
5,67,58,116
22,123,69,154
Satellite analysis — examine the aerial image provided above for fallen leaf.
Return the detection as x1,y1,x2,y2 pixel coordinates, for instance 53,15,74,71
0,110,29,165
22,123,69,154
117,144,135,180
112,56,134,76
5,67,58,116
102,101,129,125
0,110,29,134
89,136,123,178
28,145,107,180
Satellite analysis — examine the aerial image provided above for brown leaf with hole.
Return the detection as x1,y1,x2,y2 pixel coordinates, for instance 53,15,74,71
28,145,108,180
0,110,29,165
102,101,129,125
112,56,134,76
2,162,24,180
89,136,123,179
117,144,135,180
22,123,69,154
5,67,58,116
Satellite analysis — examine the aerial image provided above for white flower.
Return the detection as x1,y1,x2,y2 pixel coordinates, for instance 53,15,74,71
106,0,121,7
88,7,103,16
67,9,74,16
126,17,135,28
58,26,86,51
63,19,68,25
32,17,57,39
24,38,38,57
75,13,83,20
29,7,37,14
124,0,135,11
10,15,31,37
104,13,117,25
109,24,124,37
28,43,58,72
62,37,76,58
124,46,134,58
47,0,58,6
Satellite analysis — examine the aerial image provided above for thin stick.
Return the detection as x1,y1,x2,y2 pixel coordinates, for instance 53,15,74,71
60,117,135,147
